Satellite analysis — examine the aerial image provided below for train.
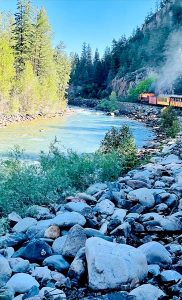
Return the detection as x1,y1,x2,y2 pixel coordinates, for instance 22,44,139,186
139,93,182,108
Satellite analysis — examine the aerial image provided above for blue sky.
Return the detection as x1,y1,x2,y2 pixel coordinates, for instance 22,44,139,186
0,0,156,55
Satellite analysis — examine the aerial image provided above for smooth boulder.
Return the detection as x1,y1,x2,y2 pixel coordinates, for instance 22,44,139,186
86,237,148,290
0,255,12,288
129,284,165,299
138,241,172,266
6,273,39,293
62,225,87,258
43,255,69,272
52,212,86,227
12,218,37,233
20,239,52,262
127,188,155,208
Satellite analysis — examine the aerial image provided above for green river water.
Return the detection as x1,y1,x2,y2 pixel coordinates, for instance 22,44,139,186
0,107,154,159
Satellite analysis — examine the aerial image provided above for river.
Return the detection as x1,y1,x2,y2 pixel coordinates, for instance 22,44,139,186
0,107,154,159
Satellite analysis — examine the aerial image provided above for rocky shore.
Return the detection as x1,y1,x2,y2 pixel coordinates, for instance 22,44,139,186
0,111,66,128
0,135,182,299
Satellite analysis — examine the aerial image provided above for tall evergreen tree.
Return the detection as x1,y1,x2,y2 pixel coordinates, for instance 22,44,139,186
54,42,71,107
79,42,89,83
86,44,93,82
13,0,34,74
32,7,53,78
93,48,103,85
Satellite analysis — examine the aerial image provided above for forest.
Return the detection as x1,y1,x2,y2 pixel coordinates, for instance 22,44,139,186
69,0,182,101
0,0,71,115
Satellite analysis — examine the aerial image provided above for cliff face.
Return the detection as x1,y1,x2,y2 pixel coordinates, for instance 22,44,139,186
112,0,182,98
112,68,153,98
141,0,175,32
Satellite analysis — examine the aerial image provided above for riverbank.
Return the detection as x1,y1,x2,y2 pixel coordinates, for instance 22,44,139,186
0,111,69,128
0,134,181,299
69,99,168,158
0,103,181,299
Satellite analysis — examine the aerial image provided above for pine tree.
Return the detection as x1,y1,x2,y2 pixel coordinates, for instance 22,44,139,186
93,48,103,85
33,7,53,78
70,52,80,84
79,42,89,83
102,47,111,84
54,42,71,107
13,0,34,74
86,44,93,83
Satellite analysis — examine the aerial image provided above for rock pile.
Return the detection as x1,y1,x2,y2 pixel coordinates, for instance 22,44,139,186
0,145,182,299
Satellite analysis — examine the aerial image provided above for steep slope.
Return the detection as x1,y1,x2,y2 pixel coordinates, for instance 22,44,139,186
69,0,182,101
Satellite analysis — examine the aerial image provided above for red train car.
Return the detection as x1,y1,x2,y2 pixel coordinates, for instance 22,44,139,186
139,93,182,108
149,95,157,105
139,93,155,103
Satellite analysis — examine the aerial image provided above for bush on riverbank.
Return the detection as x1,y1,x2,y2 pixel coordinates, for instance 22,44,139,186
97,91,119,112
99,125,138,172
0,149,122,216
0,126,139,217
160,107,180,138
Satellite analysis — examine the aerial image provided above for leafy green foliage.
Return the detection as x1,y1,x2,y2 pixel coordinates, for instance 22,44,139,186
99,125,139,172
126,77,155,102
0,147,123,216
13,0,34,74
160,106,181,138
0,1,71,115
0,37,15,107
0,125,139,216
97,91,119,112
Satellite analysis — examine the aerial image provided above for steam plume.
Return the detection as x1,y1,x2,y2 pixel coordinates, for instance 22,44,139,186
155,30,182,94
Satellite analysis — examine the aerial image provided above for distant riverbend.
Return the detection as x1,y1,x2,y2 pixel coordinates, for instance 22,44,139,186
0,107,154,159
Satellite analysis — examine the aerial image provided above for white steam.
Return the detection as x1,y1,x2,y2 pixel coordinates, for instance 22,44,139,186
156,30,182,94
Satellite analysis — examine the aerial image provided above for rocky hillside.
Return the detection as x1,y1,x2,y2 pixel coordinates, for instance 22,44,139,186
0,137,181,299
112,68,153,99
69,0,182,101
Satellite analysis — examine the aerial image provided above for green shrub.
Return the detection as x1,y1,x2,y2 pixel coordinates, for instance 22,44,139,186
0,125,140,217
126,77,155,102
97,91,119,112
160,106,181,138
99,125,139,172
0,146,123,216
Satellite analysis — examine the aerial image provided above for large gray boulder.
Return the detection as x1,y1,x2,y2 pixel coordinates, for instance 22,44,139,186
8,258,30,273
160,270,182,283
52,212,86,227
6,273,39,293
138,241,172,266
161,154,181,165
12,217,37,233
86,237,148,291
62,225,87,258
65,202,90,213
86,183,107,195
127,188,155,208
94,199,115,215
0,255,12,288
52,236,67,255
129,284,165,299
43,255,69,272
